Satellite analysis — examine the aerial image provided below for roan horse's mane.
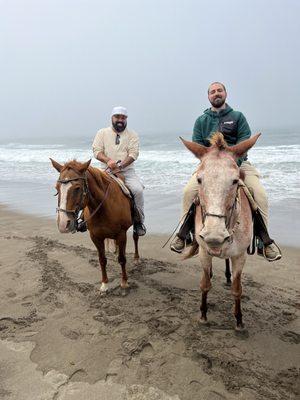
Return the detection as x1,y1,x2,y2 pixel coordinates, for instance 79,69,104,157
209,132,228,150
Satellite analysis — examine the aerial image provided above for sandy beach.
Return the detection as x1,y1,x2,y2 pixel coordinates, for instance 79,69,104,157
0,204,299,400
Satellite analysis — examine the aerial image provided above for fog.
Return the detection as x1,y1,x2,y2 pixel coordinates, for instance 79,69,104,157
1,0,299,141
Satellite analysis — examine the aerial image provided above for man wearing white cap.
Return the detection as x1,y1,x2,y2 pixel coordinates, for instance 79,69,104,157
92,106,146,236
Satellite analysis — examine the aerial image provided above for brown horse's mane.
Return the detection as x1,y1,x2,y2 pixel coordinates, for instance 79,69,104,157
87,166,114,187
61,160,85,172
61,160,115,190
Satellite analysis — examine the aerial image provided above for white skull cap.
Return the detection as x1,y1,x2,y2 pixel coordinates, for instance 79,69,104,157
111,106,128,117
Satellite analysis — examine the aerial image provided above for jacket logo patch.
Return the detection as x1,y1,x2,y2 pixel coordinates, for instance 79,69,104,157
223,121,234,124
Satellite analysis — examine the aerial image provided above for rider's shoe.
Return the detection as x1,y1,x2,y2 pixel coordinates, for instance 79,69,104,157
77,221,87,232
133,223,146,236
170,235,185,253
264,242,282,262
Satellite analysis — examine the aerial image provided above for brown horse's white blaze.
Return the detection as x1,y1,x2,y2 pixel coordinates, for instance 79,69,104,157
57,180,72,233
181,132,261,330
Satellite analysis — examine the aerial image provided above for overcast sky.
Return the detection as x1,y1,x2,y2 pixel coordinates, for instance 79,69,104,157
1,0,299,140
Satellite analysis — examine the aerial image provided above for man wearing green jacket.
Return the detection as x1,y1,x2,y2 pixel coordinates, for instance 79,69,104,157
170,82,281,262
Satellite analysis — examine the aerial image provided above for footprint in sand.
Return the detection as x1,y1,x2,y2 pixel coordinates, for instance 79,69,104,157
280,330,300,344
60,326,81,340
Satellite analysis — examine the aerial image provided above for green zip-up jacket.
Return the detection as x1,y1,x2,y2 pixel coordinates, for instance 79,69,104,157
192,104,251,166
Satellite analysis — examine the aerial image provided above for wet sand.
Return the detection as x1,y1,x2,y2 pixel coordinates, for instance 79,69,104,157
0,205,299,399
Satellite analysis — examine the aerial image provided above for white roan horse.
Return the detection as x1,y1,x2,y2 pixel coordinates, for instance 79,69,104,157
181,132,260,330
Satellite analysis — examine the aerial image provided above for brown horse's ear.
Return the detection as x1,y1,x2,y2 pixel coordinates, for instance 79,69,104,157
50,158,63,172
78,159,92,173
228,133,261,159
180,137,208,159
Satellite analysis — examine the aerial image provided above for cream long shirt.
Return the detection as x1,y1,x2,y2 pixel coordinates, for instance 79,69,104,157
92,126,140,171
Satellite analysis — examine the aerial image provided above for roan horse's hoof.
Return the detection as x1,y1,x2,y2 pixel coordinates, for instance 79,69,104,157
199,316,208,325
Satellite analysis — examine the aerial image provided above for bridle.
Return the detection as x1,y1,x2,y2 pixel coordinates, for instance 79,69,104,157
56,172,112,231
199,185,241,241
56,176,89,217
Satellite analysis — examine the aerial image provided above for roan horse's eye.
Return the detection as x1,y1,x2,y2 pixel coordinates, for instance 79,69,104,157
197,177,202,184
232,179,239,185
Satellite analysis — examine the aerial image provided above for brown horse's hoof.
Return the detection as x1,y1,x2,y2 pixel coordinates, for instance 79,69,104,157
235,325,248,337
199,317,208,324
99,282,109,293
133,258,140,265
120,281,129,289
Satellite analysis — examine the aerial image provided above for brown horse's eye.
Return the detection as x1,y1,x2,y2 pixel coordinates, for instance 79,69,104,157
73,187,81,194
197,177,202,184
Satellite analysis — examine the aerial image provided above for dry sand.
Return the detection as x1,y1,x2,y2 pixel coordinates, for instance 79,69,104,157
0,204,299,400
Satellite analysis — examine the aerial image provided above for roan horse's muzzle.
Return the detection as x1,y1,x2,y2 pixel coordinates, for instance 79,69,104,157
199,212,231,249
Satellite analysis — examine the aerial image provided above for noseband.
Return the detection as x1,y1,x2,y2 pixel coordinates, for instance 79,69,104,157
199,187,240,235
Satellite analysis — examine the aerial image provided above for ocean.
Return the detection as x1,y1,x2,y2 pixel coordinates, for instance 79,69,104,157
0,130,299,246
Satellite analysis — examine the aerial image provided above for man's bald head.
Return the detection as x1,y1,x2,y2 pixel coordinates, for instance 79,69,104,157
208,82,226,94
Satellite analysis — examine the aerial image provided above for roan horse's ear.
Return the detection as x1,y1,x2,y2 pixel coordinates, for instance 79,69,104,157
50,158,63,172
77,159,92,173
228,133,261,159
180,137,208,159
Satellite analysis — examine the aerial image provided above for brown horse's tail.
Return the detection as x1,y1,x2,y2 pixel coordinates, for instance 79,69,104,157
181,241,199,260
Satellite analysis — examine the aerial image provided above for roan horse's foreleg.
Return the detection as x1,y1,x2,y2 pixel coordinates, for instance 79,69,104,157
199,251,213,322
230,254,246,330
116,231,128,289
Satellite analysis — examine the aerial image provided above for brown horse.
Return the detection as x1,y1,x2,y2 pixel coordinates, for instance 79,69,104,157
181,132,260,330
50,159,140,292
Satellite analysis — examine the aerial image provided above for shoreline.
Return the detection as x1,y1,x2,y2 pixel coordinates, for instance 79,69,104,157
0,178,299,247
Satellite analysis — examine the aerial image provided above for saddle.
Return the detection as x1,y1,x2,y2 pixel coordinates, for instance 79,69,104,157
108,172,143,226
109,173,132,198
238,181,274,254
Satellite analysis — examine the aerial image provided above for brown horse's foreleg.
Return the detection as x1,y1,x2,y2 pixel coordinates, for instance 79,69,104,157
199,250,212,322
93,238,108,292
133,231,140,263
231,254,246,330
117,231,128,288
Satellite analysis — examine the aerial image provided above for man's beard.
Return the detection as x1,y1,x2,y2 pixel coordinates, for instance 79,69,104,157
113,121,127,132
210,96,226,108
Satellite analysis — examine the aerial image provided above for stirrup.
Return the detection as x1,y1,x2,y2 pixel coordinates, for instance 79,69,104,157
263,241,282,262
77,221,87,232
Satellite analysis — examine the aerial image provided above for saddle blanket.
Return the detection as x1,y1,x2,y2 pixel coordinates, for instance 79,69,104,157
109,173,132,198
